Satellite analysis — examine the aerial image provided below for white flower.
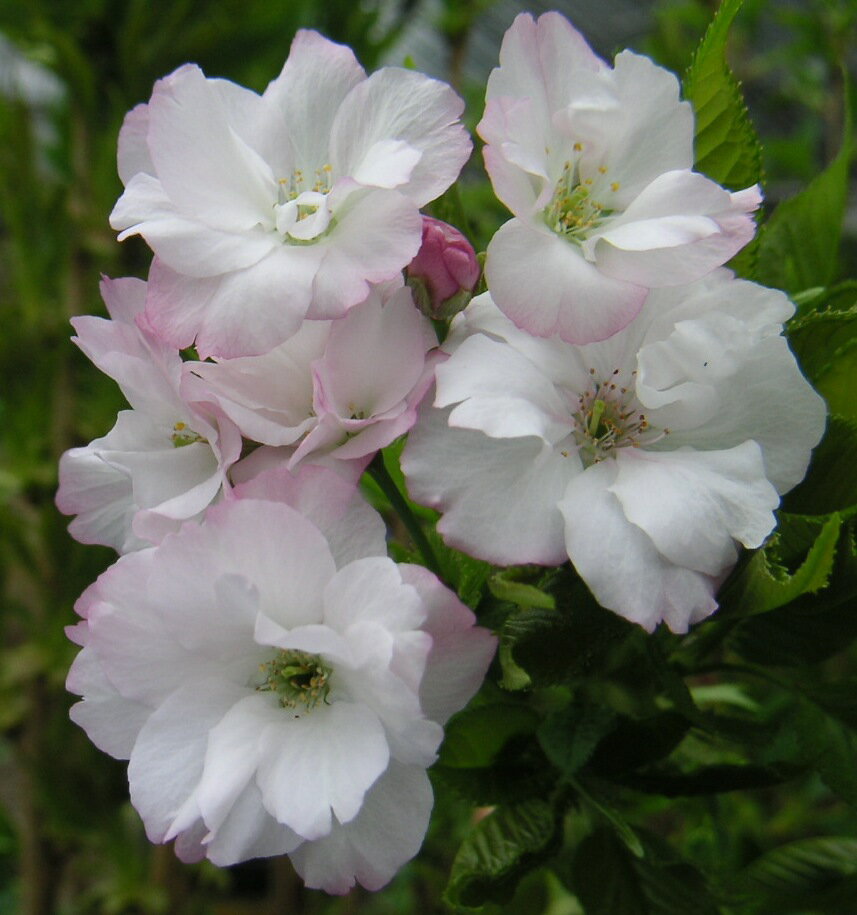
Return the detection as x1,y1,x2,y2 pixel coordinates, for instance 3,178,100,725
401,274,826,632
110,30,471,358
55,277,241,552
478,12,761,344
66,471,496,892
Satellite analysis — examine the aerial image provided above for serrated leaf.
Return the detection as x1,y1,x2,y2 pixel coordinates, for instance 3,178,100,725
684,0,762,191
445,799,560,908
787,292,857,384
719,513,841,618
754,96,852,293
783,415,857,515
731,836,857,911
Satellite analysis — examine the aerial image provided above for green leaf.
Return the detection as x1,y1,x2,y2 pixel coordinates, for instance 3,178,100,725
503,577,635,687
587,712,691,777
445,799,560,909
791,698,857,807
440,703,539,769
572,777,644,858
537,701,617,780
783,416,857,515
572,829,720,915
731,836,857,911
488,574,556,610
787,288,857,384
754,95,852,293
719,513,841,618
684,0,763,191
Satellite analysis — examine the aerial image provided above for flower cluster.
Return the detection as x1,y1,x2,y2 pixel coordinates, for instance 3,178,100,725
58,11,824,898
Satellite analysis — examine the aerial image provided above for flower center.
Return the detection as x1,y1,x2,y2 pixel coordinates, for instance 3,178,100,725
570,368,669,466
257,649,332,711
170,421,206,448
544,145,621,243
274,165,335,244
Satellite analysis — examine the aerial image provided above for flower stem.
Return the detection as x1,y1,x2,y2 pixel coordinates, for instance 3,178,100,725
368,454,443,578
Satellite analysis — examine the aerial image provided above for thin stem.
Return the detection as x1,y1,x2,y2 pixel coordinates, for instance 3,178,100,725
367,454,443,578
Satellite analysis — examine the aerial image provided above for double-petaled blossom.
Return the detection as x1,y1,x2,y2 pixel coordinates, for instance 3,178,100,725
110,30,471,358
66,467,497,893
56,277,241,552
185,282,440,470
401,273,826,632
478,12,761,344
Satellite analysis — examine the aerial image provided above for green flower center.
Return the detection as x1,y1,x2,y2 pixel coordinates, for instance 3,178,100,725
544,147,621,243
257,649,332,711
570,369,669,466
170,421,206,448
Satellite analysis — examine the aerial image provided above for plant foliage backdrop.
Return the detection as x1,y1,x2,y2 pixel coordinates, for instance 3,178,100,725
1,0,856,912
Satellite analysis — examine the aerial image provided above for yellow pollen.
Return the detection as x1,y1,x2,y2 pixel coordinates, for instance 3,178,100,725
610,181,621,192
573,141,583,152
598,165,608,174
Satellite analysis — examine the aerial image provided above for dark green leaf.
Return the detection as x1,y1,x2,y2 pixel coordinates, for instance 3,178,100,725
792,698,857,807
573,777,644,858
783,416,857,515
439,703,539,769
684,0,763,191
445,799,560,908
588,712,691,777
754,98,852,293
537,701,617,780
731,836,857,912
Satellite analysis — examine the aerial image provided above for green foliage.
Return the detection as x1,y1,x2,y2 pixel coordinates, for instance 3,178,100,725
445,799,561,909
754,98,852,292
684,0,763,191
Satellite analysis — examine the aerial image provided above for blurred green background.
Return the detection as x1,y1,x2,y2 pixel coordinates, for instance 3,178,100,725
0,0,855,911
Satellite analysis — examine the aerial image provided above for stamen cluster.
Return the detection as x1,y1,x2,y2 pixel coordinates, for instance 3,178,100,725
257,649,332,711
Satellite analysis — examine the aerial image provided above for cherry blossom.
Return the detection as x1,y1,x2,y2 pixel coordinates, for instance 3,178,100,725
186,282,440,470
55,277,241,552
110,30,471,358
66,487,496,892
401,273,826,632
478,12,761,344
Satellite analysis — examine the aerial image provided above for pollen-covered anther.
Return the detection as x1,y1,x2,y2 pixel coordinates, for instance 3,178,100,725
170,421,206,448
570,370,668,465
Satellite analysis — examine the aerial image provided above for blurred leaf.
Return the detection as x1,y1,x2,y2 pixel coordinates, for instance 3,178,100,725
731,836,857,912
791,697,857,807
572,828,720,915
440,703,539,768
572,778,644,858
587,712,691,777
488,574,555,610
783,415,857,515
684,0,763,190
537,701,617,780
445,798,560,908
754,95,852,292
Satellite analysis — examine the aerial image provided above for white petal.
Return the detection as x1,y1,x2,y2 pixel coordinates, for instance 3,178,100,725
256,701,389,839
289,762,432,894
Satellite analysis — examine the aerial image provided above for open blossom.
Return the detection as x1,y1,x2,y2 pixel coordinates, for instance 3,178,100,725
185,282,440,469
478,12,761,345
110,30,471,358
66,475,496,893
401,273,825,632
55,277,241,552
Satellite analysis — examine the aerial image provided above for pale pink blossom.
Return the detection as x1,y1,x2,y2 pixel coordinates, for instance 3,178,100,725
55,277,241,552
110,30,471,358
186,283,440,469
478,12,761,344
66,486,496,892
406,216,480,319
402,274,825,632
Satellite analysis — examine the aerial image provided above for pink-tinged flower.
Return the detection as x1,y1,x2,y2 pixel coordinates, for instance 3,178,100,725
406,216,480,320
186,283,440,470
110,30,471,358
66,488,496,892
478,12,761,345
55,277,241,552
401,273,825,633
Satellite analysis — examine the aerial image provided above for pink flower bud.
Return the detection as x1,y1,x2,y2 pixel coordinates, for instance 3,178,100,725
406,216,480,320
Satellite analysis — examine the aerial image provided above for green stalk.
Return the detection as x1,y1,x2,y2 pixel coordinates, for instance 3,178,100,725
368,454,443,578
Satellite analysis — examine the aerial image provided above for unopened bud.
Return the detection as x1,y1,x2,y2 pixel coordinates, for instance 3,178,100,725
406,216,480,320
